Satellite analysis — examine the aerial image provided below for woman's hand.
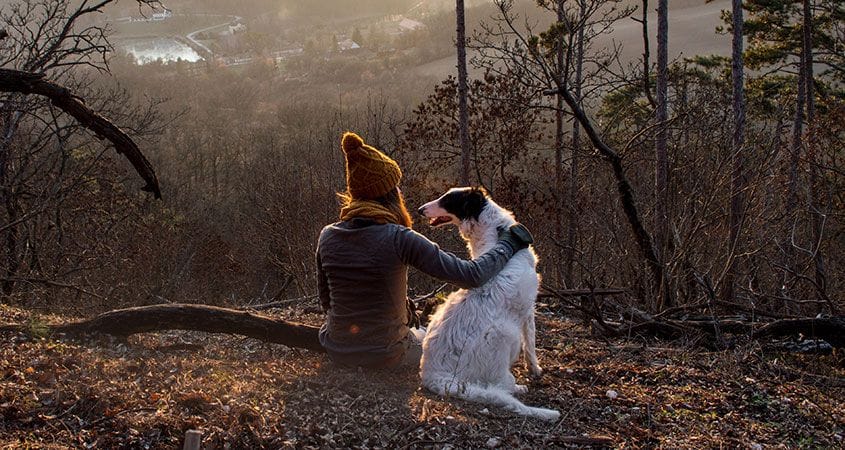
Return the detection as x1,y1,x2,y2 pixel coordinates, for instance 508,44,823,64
497,223,534,252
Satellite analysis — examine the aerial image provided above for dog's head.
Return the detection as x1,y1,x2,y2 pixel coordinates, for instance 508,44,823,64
417,187,488,228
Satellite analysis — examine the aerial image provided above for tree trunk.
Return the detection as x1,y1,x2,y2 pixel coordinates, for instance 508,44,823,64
0,303,325,352
803,0,828,306
456,0,472,185
724,0,746,301
655,0,670,309
554,0,565,284
564,1,586,288
783,4,807,296
544,86,663,294
2,195,20,295
555,0,572,287
639,0,656,108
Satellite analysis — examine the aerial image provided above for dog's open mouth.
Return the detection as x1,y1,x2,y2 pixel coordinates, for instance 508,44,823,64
429,216,451,227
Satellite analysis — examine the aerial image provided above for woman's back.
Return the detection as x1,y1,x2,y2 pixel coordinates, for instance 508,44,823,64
317,219,410,366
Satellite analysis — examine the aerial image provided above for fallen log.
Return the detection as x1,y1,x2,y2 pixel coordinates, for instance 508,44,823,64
0,303,325,352
753,317,845,348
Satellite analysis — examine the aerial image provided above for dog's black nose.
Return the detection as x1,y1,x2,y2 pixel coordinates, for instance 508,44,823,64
417,206,426,217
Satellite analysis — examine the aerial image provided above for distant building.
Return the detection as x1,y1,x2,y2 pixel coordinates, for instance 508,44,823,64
228,22,246,35
398,17,425,32
337,39,361,52
151,9,172,21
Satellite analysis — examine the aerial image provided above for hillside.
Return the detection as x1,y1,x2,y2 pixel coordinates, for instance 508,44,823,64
1,304,843,448
416,0,732,79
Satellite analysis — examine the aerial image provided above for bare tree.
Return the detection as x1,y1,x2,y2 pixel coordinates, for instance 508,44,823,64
802,0,827,302
654,0,670,308
0,0,161,299
634,0,656,108
466,1,669,295
564,0,586,288
724,0,746,301
783,3,808,295
456,0,472,185
554,0,566,283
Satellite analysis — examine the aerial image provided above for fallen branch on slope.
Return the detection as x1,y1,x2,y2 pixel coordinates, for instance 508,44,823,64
0,303,324,352
540,288,845,349
753,317,845,348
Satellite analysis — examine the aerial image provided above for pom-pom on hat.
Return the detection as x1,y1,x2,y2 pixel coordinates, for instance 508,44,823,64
341,131,402,200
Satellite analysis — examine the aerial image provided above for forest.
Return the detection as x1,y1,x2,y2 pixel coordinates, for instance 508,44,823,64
0,0,842,448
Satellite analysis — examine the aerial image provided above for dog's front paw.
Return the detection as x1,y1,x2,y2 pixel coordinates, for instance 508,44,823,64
513,384,529,394
529,365,543,379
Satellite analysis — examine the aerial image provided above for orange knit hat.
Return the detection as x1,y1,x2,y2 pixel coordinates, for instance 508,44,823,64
341,132,402,200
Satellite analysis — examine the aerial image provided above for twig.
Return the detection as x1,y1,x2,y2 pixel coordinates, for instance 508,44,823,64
411,283,448,306
538,286,626,297
399,440,449,450
88,407,157,426
246,294,318,311
387,422,422,443
546,435,614,446
693,273,725,348
0,277,103,299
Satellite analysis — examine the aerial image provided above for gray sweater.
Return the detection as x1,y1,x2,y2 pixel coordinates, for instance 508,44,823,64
316,218,514,367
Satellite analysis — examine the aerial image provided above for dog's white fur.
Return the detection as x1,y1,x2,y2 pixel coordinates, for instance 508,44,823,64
418,190,560,421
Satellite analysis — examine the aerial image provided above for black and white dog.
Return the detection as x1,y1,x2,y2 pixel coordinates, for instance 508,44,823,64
417,187,560,421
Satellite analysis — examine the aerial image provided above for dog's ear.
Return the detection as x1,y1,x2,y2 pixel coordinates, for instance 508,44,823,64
471,186,489,198
463,187,488,220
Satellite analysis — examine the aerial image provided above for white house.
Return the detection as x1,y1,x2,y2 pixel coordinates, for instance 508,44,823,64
337,39,361,52
398,17,424,32
228,23,247,35
151,9,172,21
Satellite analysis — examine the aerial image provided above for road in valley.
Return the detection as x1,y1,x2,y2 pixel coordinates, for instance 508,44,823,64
185,15,242,57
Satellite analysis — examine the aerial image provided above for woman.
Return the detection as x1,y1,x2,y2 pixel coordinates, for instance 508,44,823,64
317,132,532,369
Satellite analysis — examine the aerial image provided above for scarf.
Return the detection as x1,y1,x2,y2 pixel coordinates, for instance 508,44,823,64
340,199,402,225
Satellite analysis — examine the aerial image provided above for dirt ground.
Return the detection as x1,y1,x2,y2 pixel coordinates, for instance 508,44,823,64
1,303,843,449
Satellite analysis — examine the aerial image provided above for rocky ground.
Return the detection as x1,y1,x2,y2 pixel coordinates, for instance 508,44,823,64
1,303,843,449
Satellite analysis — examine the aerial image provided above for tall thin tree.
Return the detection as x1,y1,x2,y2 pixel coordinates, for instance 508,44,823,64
554,0,566,283
724,0,746,301
655,0,670,308
456,0,472,185
802,0,827,302
784,1,807,294
564,0,586,287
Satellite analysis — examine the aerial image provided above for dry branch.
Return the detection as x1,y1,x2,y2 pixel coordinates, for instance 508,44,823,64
543,86,663,296
541,288,845,348
247,294,318,311
0,304,324,352
0,68,161,198
753,317,845,348
538,287,626,298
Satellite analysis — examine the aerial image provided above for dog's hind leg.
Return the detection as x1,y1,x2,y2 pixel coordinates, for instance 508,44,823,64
498,370,528,394
521,313,542,377
475,325,525,394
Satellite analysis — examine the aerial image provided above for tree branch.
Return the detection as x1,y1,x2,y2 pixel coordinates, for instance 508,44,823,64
0,68,160,198
544,85,662,291
0,303,324,352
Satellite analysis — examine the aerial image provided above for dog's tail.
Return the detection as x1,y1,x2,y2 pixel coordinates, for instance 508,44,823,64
423,375,560,421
